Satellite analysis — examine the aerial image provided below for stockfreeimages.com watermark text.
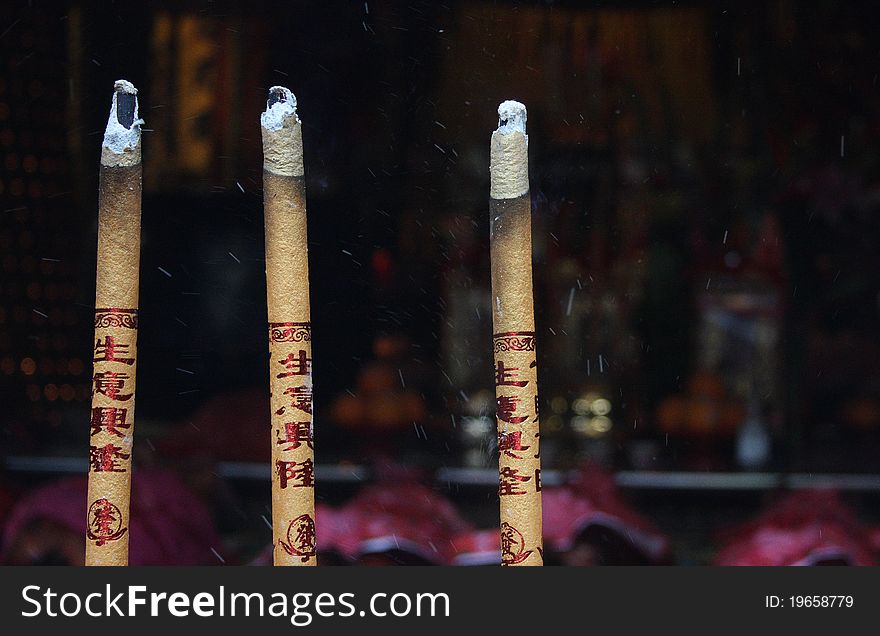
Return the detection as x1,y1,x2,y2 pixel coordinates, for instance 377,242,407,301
21,585,450,626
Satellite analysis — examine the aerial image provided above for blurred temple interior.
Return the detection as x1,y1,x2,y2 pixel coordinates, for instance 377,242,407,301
1,1,880,565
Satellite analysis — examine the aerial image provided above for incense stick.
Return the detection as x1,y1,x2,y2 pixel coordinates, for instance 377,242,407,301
261,86,317,566
85,80,144,566
489,100,543,566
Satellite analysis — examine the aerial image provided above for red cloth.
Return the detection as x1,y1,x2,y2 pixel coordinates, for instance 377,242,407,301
714,490,877,566
715,520,876,566
717,490,865,545
542,466,671,563
450,529,500,565
341,481,472,564
2,468,222,565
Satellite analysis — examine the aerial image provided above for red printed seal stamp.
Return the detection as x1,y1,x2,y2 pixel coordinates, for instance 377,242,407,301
500,521,532,565
86,497,127,546
279,513,316,562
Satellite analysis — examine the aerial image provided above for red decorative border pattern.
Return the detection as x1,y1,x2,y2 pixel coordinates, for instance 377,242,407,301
269,322,312,343
94,308,138,329
493,331,536,353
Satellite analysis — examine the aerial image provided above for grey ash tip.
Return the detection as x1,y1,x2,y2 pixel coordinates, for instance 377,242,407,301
267,86,289,108
496,100,527,135
115,91,137,130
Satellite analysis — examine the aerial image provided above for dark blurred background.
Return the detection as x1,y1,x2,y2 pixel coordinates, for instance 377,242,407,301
1,0,880,564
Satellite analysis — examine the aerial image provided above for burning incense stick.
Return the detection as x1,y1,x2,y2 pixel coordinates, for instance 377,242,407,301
261,86,317,566
489,100,543,566
85,80,144,566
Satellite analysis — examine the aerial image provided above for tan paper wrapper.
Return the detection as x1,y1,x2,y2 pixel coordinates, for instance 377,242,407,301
489,130,528,199
262,124,304,177
490,182,543,564
263,170,317,566
85,164,142,566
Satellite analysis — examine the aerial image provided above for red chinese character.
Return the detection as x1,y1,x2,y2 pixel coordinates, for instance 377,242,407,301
89,407,130,437
293,519,315,555
276,421,314,451
93,371,133,401
89,443,130,472
93,336,134,365
283,385,313,414
87,498,126,546
92,500,116,535
276,350,312,379
276,458,315,488
500,522,533,565
499,466,531,496
494,360,528,387
498,431,530,459
280,514,317,562
496,395,528,424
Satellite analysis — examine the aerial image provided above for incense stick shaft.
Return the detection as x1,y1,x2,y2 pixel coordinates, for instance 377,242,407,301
489,108,542,566
85,163,142,566
263,104,316,565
